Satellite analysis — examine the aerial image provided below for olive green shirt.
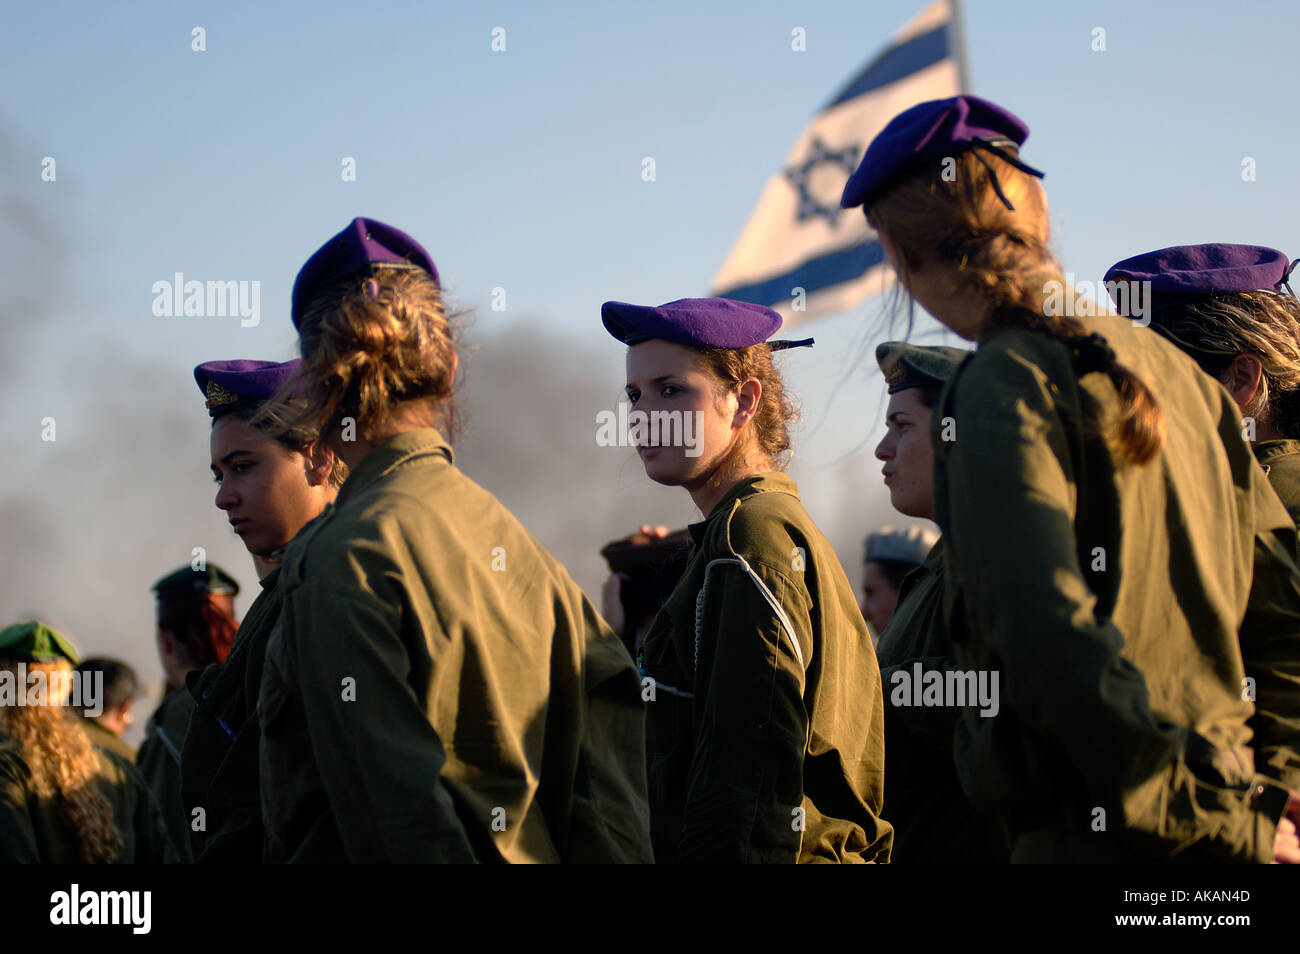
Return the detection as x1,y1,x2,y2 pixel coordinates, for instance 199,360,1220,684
875,539,1008,863
0,737,173,863
136,689,196,862
641,472,892,863
934,314,1300,863
81,716,137,762
1254,439,1300,526
259,428,652,863
181,567,283,863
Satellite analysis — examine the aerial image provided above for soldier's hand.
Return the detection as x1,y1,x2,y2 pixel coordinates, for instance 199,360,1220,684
1273,814,1300,864
636,524,671,542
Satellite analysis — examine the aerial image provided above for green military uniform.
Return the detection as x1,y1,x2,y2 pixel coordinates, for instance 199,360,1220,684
259,428,652,863
871,341,1005,862
1254,440,1300,526
933,313,1300,862
640,472,892,863
136,688,196,862
0,621,174,863
0,739,174,863
81,717,137,762
180,568,283,862
875,539,1009,863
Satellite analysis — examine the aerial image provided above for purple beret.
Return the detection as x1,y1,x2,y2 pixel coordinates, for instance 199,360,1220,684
841,95,1038,210
194,359,302,418
291,217,439,328
601,297,784,349
1104,245,1295,307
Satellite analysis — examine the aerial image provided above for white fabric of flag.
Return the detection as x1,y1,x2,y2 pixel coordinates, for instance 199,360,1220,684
711,1,965,323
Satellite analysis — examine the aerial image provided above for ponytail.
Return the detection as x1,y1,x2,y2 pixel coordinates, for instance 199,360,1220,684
868,149,1164,465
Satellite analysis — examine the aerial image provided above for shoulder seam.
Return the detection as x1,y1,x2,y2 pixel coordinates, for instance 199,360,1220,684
695,556,806,673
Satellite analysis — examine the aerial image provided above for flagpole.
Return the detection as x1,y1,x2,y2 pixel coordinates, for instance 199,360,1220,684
949,0,973,94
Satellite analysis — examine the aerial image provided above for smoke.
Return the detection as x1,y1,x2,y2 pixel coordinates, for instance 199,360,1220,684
453,318,696,594
453,316,908,604
0,127,67,378
0,121,250,742
0,118,910,745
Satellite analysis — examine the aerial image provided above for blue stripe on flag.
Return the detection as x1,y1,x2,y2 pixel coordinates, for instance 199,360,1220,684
716,240,886,307
820,25,951,112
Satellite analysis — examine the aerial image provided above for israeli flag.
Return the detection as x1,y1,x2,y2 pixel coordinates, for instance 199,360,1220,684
711,1,967,322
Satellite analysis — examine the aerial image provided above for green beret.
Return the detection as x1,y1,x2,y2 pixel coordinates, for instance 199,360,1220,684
0,620,80,663
875,341,970,394
151,563,240,599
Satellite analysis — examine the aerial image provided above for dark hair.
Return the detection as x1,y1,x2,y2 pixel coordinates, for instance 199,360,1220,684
865,557,915,591
224,398,349,489
156,594,237,670
74,658,138,713
912,382,942,410
867,149,1164,465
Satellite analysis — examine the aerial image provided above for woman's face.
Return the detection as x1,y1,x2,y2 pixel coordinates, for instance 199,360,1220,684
624,339,748,489
860,561,902,638
874,386,935,520
210,416,334,557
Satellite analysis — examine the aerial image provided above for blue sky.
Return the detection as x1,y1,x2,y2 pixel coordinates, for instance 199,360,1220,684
2,0,1296,724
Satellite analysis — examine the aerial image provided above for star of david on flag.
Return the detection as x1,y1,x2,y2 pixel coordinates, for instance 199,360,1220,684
711,0,969,323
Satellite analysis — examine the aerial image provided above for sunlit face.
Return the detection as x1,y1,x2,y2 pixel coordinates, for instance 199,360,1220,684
874,387,935,520
624,339,747,489
210,415,334,557
861,561,902,637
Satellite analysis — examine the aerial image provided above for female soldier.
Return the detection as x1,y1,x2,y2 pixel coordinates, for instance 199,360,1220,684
179,359,343,862
860,525,937,640
871,341,1005,863
840,94,1300,862
603,295,892,863
1105,244,1300,522
257,217,652,863
137,564,240,861
0,621,171,863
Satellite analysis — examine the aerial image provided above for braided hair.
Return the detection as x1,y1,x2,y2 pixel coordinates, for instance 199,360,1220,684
866,148,1164,465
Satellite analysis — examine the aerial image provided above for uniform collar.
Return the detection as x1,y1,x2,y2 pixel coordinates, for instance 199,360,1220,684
335,428,453,508
1253,439,1300,465
688,471,800,545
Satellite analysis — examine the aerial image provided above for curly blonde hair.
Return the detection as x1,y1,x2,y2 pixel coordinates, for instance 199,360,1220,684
0,658,123,862
690,343,800,467
1151,291,1300,438
283,267,460,444
867,148,1165,465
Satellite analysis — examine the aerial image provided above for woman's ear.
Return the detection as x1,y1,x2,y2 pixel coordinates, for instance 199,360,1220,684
304,442,335,488
734,378,763,428
1228,354,1264,411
